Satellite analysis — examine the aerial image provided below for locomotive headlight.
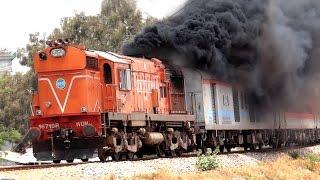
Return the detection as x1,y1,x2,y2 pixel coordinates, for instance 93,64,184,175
50,48,66,58
81,106,87,113
36,109,42,116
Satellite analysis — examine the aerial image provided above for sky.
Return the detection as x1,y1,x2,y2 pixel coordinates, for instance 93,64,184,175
0,0,186,73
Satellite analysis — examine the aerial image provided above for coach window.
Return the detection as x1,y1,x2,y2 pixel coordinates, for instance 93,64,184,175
223,95,229,106
103,63,112,84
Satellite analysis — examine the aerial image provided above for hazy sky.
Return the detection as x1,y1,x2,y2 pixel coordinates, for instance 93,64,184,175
0,0,186,51
0,0,186,73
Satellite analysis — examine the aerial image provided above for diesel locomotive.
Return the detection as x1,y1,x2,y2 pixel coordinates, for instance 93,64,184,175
21,40,320,162
25,40,195,163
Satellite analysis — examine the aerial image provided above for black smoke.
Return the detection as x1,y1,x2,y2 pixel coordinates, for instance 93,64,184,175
122,0,320,111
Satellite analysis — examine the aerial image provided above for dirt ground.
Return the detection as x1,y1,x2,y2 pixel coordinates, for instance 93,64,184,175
132,154,320,180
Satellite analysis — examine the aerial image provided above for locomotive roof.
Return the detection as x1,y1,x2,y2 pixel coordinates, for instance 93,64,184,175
87,50,159,65
87,50,131,64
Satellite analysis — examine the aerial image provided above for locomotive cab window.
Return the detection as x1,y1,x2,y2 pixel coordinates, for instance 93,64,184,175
103,63,112,84
119,69,131,90
86,57,98,70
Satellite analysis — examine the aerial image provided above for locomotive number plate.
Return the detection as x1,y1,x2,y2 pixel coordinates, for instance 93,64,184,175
38,123,60,130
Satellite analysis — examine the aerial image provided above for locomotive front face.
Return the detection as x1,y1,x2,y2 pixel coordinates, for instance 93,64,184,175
29,44,103,161
33,45,101,116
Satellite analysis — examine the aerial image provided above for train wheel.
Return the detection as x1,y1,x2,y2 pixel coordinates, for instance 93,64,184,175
81,158,89,162
98,149,107,162
258,143,263,150
201,146,207,154
126,152,135,160
156,146,165,158
219,145,224,153
165,150,175,157
136,151,143,159
175,149,183,157
226,146,231,152
111,153,121,161
53,160,61,164
66,159,74,163
211,146,216,153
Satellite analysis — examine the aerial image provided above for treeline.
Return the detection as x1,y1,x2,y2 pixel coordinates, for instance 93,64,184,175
0,0,153,142
0,72,33,146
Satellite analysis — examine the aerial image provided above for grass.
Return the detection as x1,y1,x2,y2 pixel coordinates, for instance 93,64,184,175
196,150,219,171
305,153,320,171
288,150,301,159
132,153,320,180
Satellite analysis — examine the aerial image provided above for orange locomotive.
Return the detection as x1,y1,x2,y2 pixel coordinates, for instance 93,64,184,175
28,40,195,162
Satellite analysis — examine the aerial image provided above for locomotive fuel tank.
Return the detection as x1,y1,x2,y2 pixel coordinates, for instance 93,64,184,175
142,132,165,145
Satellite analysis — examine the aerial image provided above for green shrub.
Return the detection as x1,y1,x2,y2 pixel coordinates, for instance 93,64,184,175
0,124,21,148
288,151,300,159
196,151,219,171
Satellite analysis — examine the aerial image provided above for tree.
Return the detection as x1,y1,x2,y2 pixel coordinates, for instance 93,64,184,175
0,72,33,134
99,0,143,51
19,0,145,69
49,13,103,50
49,0,143,52
0,124,21,147
17,32,46,68
50,0,143,52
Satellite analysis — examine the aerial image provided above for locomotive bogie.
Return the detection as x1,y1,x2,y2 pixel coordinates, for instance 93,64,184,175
97,112,196,160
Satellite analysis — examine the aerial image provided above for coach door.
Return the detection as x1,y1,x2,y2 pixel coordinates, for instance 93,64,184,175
169,76,186,114
103,63,116,111
202,83,217,127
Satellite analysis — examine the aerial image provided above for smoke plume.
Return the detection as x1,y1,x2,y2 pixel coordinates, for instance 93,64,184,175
122,0,320,111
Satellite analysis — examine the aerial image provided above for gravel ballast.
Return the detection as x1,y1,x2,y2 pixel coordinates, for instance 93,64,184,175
1,145,320,180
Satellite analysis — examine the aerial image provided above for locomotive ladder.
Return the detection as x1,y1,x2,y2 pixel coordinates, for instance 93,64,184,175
101,113,109,137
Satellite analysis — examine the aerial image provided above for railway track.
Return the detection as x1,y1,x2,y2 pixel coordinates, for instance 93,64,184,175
1,143,318,172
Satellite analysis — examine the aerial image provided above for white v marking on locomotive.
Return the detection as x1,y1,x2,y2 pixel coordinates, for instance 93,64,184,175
93,99,98,112
39,75,98,113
